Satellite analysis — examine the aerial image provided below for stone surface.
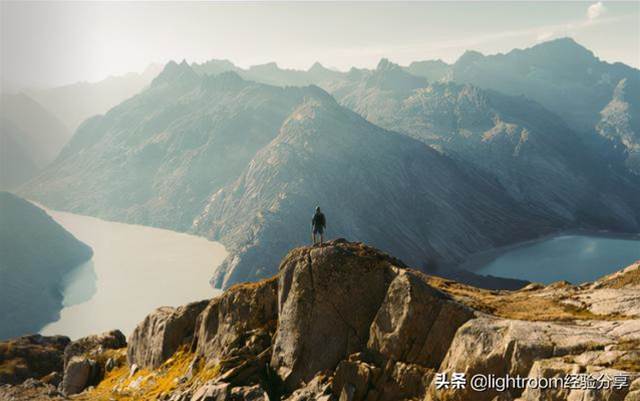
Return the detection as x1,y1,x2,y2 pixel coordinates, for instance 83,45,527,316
194,277,278,366
190,382,230,401
128,300,208,369
0,334,70,385
427,317,640,401
64,329,126,367
61,356,95,395
368,270,474,368
271,241,399,390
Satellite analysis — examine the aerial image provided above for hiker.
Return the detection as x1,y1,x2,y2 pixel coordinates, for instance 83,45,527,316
311,206,326,244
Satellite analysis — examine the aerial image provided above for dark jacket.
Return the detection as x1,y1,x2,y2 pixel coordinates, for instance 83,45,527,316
312,212,326,229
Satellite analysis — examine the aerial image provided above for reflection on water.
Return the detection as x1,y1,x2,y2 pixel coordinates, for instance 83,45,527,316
61,260,97,307
41,210,226,339
476,235,640,284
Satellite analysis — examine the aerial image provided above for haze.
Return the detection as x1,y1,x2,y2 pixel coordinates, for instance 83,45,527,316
1,1,639,91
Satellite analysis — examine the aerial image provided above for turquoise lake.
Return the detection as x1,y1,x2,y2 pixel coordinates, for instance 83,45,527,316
475,234,640,284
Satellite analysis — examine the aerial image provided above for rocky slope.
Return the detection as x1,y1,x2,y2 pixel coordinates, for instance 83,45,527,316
1,240,638,401
331,59,640,231
0,192,93,339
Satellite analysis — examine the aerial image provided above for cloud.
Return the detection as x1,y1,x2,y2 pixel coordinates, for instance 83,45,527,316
587,2,606,21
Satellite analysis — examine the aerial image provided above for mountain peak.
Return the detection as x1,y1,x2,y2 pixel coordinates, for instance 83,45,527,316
376,58,400,71
516,37,596,63
152,60,199,87
367,59,427,91
308,61,328,73
455,50,485,66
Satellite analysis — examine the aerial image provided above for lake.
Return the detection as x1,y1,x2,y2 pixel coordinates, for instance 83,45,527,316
40,210,226,339
474,234,640,285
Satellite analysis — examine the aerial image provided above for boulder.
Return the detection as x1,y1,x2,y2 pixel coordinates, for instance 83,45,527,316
331,354,433,401
517,358,638,401
128,300,208,369
61,356,96,395
284,374,334,401
194,277,278,365
229,385,269,401
271,241,400,390
426,317,640,401
368,270,474,368
64,329,126,367
332,358,380,401
190,382,230,401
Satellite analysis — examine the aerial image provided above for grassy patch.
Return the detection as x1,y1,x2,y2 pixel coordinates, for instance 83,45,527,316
74,347,221,401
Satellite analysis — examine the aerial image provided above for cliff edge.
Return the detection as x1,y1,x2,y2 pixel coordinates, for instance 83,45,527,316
1,239,638,401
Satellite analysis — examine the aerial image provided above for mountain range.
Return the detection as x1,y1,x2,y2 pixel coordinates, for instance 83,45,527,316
1,65,163,190
18,38,640,288
193,38,640,175
26,64,163,132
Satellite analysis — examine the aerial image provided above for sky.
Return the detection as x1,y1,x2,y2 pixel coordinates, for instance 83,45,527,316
1,1,639,90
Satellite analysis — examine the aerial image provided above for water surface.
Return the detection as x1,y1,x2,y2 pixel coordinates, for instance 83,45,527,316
41,210,225,339
475,234,640,284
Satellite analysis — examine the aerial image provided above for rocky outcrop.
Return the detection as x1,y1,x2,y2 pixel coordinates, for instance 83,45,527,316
194,276,278,366
367,270,474,368
0,335,70,385
2,242,638,401
426,317,640,401
60,330,127,396
127,300,208,369
271,240,400,389
61,356,96,395
64,330,126,367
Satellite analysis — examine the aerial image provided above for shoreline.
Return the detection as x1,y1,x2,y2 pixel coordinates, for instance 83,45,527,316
458,229,640,273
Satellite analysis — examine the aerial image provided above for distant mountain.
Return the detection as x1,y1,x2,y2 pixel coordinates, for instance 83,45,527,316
330,59,640,232
447,38,640,172
0,192,93,339
0,94,70,189
27,64,163,132
21,64,554,288
192,59,347,88
23,63,323,231
405,59,451,82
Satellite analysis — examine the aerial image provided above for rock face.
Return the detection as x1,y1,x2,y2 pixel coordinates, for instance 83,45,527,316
271,240,399,389
64,330,126,367
367,270,474,368
61,356,95,395
194,277,278,365
60,330,127,396
426,317,640,401
127,300,208,369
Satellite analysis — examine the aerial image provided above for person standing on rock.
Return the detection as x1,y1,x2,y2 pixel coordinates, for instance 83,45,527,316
311,206,326,245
